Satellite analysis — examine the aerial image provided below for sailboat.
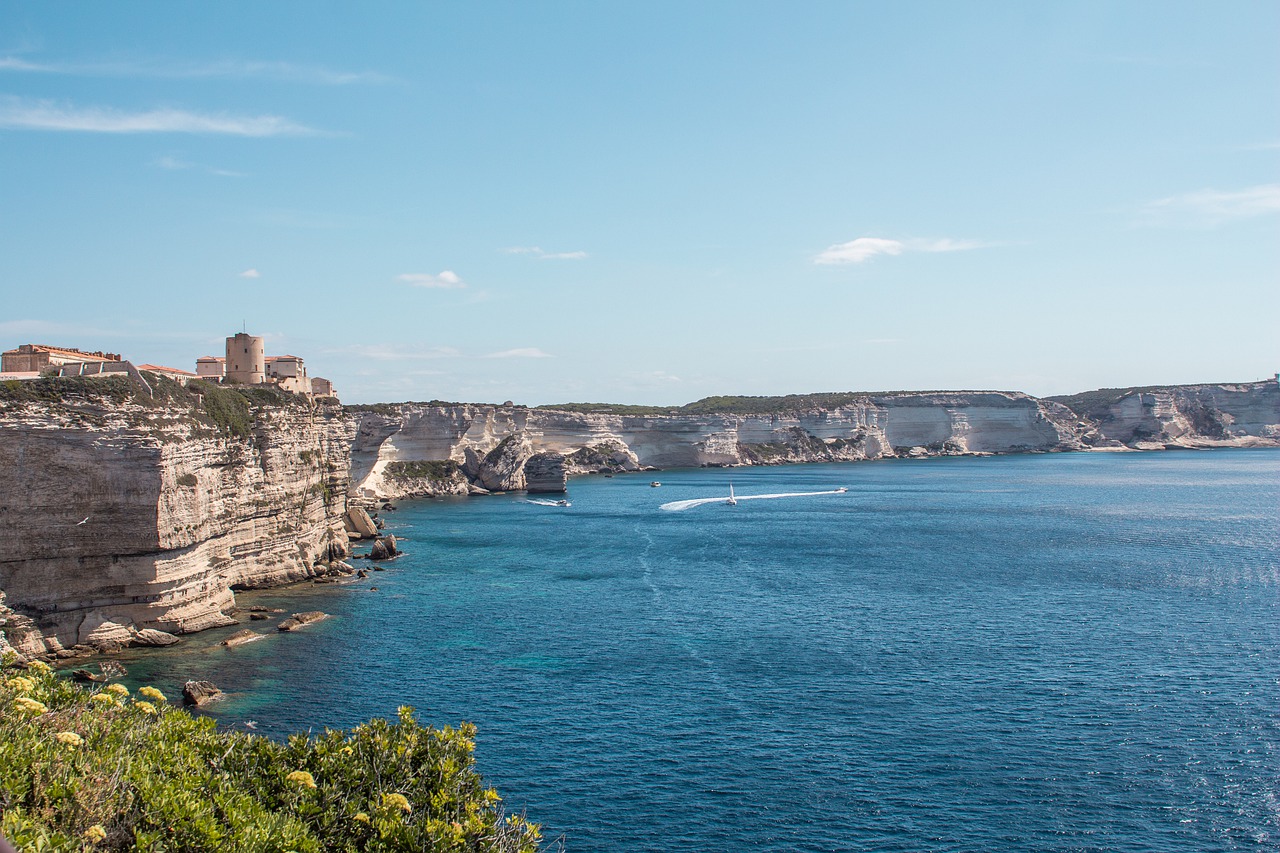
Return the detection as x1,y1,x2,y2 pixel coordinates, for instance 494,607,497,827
726,483,737,506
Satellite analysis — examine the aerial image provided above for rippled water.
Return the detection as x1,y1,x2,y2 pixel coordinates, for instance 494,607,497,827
119,449,1280,851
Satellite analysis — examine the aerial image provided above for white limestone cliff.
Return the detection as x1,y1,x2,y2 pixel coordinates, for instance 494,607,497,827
0,383,353,658
348,391,1084,499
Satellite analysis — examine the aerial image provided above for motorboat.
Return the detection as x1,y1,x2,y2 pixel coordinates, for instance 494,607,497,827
650,481,662,487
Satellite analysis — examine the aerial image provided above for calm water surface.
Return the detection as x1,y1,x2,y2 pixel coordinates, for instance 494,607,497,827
119,450,1280,851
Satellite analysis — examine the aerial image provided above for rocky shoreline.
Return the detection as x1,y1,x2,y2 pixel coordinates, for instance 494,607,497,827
2,376,1278,662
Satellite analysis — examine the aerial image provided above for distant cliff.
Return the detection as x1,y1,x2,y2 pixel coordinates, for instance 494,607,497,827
348,382,1280,500
1049,381,1280,449
0,377,353,658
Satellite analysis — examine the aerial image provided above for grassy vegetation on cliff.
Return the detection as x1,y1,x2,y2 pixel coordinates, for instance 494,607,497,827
0,376,135,405
542,393,882,416
385,460,460,480
0,658,542,852
1046,386,1167,420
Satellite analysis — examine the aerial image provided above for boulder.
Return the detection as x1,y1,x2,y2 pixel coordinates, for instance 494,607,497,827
73,668,107,683
222,629,263,648
278,611,330,632
182,680,223,706
133,629,181,647
344,506,379,539
369,536,398,561
80,618,133,652
249,612,270,621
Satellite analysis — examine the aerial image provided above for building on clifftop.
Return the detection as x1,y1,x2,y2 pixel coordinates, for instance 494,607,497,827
1,344,122,374
191,332,337,399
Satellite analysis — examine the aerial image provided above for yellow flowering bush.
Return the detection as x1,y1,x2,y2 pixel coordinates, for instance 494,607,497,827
0,656,542,853
287,770,318,789
55,731,85,748
6,675,35,693
105,683,129,698
26,660,51,675
382,792,412,813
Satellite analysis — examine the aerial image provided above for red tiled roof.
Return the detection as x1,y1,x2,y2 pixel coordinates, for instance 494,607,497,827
138,364,197,376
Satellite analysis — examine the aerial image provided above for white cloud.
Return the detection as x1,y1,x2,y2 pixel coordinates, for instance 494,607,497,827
814,236,993,265
815,237,905,264
0,96,319,136
485,348,553,359
501,246,587,260
1141,184,1280,226
397,271,466,289
155,156,245,177
238,269,261,278
0,55,390,85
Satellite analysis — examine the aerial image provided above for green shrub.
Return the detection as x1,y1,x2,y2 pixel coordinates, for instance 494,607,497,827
0,660,543,852
385,460,459,480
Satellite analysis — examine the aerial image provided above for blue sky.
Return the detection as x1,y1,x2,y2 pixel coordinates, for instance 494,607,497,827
1,1,1276,404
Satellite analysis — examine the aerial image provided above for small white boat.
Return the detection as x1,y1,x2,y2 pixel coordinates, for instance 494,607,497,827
650,481,662,488
556,499,571,507
836,487,847,493
726,483,737,506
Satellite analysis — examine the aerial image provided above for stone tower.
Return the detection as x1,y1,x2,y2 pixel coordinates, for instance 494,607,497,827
224,333,265,384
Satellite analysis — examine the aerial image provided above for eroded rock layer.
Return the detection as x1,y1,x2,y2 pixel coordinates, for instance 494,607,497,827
0,384,353,658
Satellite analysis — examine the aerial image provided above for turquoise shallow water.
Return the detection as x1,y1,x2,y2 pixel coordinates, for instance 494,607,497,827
119,449,1280,851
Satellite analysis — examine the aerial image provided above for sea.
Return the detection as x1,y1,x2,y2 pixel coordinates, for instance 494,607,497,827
115,449,1280,852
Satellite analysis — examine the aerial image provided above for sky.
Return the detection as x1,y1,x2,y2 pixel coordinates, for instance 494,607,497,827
1,1,1276,405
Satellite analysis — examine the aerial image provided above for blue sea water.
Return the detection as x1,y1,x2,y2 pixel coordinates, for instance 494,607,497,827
120,449,1280,851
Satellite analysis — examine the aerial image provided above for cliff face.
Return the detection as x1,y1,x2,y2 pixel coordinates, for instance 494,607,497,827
349,391,1085,499
0,382,353,658
1051,381,1280,449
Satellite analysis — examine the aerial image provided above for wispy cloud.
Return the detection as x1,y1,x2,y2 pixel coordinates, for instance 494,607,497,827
502,246,588,260
0,96,319,135
485,347,553,359
156,156,245,177
814,236,993,265
0,55,390,85
238,269,261,279
397,271,466,289
1140,184,1280,226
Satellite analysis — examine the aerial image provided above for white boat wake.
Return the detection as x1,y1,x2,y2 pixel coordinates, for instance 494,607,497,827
659,489,847,512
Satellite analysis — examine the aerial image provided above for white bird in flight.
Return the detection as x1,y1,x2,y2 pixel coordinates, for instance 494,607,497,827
77,517,89,525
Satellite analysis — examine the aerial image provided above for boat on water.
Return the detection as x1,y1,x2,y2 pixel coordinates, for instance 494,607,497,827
726,484,737,506
650,481,662,488
836,487,847,493
556,499,571,507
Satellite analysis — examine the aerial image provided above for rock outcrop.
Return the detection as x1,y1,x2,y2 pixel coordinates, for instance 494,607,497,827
182,680,223,706
277,611,330,632
524,452,568,493
0,379,354,658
